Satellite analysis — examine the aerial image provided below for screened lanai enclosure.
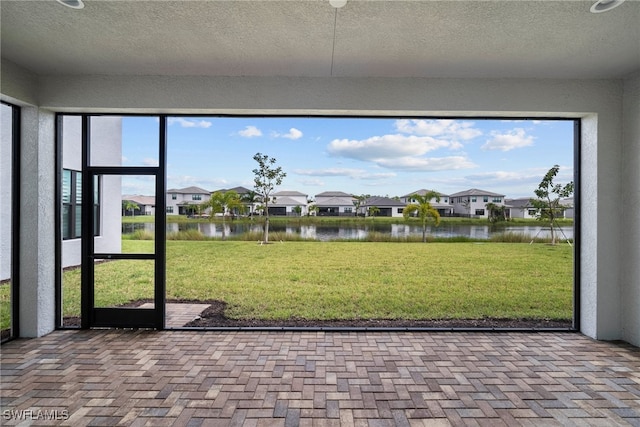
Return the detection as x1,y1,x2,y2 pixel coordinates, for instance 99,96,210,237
55,114,577,331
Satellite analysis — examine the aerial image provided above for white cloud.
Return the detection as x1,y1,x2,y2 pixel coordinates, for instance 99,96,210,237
121,175,155,195
271,128,304,140
295,168,365,177
142,158,159,167
294,168,396,180
465,170,541,183
238,125,263,138
298,178,325,187
326,133,476,172
283,128,303,140
167,175,230,191
377,156,477,171
328,134,452,161
168,117,212,128
463,167,573,189
482,128,534,151
365,172,397,179
395,119,482,140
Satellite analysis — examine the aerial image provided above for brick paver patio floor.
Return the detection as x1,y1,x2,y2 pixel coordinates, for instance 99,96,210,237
1,330,639,426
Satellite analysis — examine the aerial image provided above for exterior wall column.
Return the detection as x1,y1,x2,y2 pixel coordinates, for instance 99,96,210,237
622,73,640,347
19,107,56,337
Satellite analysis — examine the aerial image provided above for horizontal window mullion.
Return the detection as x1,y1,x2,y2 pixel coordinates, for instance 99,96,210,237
92,253,156,260
87,166,160,175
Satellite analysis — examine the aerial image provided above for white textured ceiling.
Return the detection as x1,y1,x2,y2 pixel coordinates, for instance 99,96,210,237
1,0,639,79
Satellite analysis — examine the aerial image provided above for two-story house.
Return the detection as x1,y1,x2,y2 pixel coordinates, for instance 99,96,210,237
270,191,309,216
450,188,506,218
166,186,211,216
313,191,356,216
212,186,256,216
401,189,454,216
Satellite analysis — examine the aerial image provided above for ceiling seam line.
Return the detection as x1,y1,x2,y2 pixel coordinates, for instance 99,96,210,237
330,8,338,77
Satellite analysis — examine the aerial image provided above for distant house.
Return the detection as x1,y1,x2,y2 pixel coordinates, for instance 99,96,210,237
215,186,253,198
122,195,156,216
363,196,405,218
449,188,506,218
270,191,309,216
506,197,537,219
314,191,356,216
505,197,575,218
561,197,574,219
401,189,454,216
166,186,211,215
213,186,255,216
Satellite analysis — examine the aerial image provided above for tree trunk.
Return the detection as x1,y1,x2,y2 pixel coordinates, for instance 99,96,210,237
264,216,270,243
221,214,227,240
422,220,427,243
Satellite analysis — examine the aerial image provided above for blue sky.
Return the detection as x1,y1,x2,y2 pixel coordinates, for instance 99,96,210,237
122,117,574,199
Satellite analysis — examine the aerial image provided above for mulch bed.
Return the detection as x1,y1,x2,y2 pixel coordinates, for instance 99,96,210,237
61,299,573,330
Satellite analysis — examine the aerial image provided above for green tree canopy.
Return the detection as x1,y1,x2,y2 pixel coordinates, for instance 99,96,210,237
241,190,260,217
204,190,244,239
252,153,286,243
403,191,441,243
485,202,507,223
530,165,574,245
122,200,139,217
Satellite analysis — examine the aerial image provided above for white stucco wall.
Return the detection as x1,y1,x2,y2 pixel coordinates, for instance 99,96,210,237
2,66,637,344
90,117,123,255
622,73,640,346
61,116,82,269
0,104,13,281
61,116,122,268
20,107,57,337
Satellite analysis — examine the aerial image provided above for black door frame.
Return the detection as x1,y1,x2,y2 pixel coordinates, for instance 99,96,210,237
1,101,21,342
80,115,166,329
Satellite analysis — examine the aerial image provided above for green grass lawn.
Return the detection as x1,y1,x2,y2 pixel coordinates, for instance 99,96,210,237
57,241,573,322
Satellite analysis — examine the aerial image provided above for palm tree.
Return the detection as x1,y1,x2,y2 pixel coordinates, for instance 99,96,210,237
183,202,204,217
403,191,441,243
241,190,260,218
367,206,380,218
122,200,139,217
485,202,507,223
204,190,244,240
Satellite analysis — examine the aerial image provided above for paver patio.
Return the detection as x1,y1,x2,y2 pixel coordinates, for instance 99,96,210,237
1,330,639,426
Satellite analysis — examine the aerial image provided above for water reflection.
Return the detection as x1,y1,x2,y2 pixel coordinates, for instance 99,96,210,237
123,222,573,241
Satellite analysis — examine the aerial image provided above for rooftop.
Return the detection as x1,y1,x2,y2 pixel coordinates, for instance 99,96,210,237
450,188,506,197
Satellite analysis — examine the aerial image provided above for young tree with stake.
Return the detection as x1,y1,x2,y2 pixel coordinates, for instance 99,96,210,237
530,165,574,245
252,153,286,243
